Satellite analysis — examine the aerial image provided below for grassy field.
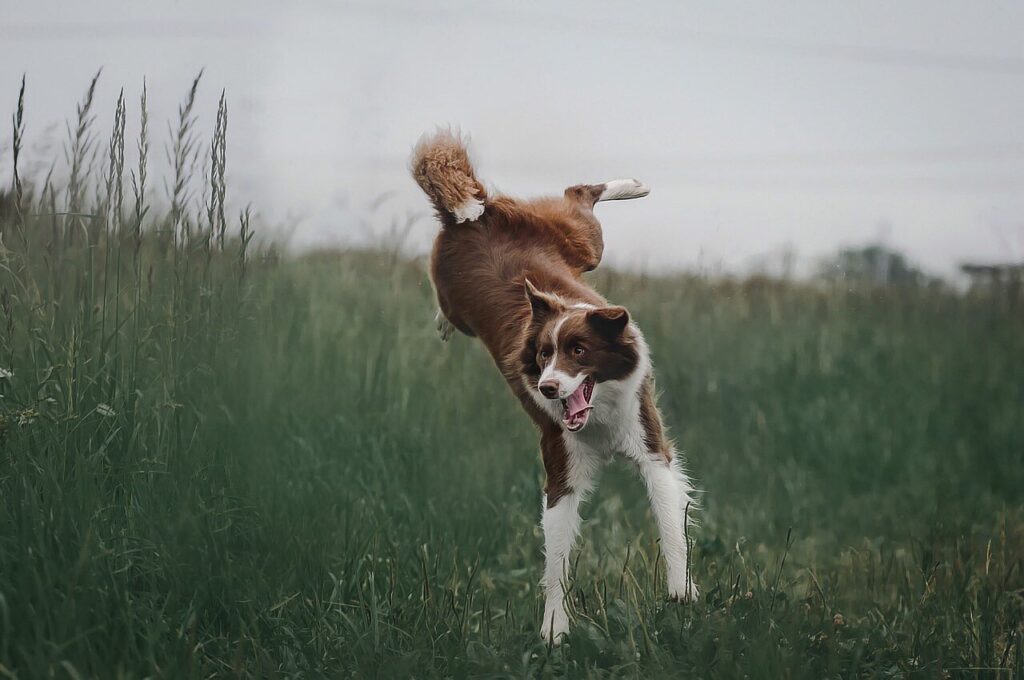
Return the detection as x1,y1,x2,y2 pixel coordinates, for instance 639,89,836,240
1,80,1023,678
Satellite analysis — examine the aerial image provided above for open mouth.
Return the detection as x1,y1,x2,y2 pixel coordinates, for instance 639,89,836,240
561,377,595,432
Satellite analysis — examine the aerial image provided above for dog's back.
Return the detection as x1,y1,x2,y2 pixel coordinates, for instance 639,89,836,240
411,130,643,371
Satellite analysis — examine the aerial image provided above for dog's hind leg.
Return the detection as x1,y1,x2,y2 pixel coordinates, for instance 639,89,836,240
562,180,650,271
432,290,475,341
435,308,455,342
594,178,650,202
565,179,650,208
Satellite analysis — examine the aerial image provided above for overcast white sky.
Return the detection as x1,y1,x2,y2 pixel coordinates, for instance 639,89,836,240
2,0,1023,277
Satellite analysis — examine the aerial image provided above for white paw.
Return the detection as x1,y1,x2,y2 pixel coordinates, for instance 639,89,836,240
540,607,570,645
597,178,650,202
435,309,454,342
668,578,699,603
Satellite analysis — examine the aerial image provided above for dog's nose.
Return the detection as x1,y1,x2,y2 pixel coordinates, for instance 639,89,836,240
538,381,559,399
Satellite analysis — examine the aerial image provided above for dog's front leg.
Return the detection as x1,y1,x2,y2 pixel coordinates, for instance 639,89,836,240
540,489,583,644
538,430,597,644
636,452,699,602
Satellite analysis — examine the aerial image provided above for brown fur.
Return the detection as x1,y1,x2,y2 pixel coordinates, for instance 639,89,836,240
410,129,487,224
540,427,572,507
415,133,649,504
639,380,672,463
429,193,610,372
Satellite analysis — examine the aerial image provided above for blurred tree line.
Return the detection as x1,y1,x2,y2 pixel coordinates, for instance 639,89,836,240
817,243,940,287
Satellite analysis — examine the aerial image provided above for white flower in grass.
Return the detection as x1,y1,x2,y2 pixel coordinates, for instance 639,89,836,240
0,367,12,380
96,403,117,417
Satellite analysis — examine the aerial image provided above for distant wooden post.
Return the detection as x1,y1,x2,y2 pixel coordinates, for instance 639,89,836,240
960,263,1023,318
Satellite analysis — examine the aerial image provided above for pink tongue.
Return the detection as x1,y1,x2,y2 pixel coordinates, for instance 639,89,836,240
566,383,591,418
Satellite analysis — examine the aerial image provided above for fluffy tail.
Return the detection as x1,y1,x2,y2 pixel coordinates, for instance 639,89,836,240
410,129,487,225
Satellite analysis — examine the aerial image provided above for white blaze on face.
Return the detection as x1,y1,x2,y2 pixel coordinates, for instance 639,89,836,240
538,315,586,399
539,364,586,399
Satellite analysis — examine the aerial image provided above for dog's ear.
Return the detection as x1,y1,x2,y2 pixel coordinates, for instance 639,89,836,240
524,279,559,321
587,306,630,337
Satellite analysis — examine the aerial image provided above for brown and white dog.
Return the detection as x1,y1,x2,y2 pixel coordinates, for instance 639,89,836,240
411,130,698,643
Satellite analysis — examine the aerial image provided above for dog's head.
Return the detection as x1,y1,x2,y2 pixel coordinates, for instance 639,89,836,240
519,280,640,432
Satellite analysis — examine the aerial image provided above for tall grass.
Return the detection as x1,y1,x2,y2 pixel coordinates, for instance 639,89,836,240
1,76,1022,678
1,74,264,676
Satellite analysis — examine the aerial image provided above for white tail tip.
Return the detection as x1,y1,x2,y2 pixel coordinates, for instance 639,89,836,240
452,196,485,223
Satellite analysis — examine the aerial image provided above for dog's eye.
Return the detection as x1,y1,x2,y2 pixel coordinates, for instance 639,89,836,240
539,349,551,361
573,346,585,357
